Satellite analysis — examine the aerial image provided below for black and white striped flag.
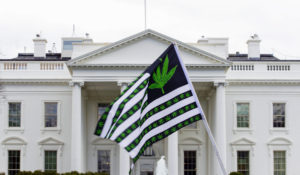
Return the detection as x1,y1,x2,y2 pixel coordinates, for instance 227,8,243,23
94,44,204,165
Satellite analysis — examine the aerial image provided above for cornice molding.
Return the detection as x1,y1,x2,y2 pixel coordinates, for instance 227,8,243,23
69,81,84,87
68,64,230,69
228,80,300,85
0,79,70,85
213,81,229,87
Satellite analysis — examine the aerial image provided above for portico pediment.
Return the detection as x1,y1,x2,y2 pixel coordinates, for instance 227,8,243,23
92,137,115,145
230,137,256,146
38,137,64,145
267,137,292,146
68,29,231,68
179,137,203,145
2,136,27,145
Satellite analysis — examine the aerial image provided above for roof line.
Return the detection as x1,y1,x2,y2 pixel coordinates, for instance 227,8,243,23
67,29,231,65
147,29,231,64
67,30,150,65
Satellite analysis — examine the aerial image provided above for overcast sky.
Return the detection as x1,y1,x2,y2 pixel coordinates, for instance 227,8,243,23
0,0,300,59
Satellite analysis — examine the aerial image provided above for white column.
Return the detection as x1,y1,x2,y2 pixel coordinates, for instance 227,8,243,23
213,82,227,175
0,86,5,173
70,81,86,172
118,82,130,175
168,132,179,175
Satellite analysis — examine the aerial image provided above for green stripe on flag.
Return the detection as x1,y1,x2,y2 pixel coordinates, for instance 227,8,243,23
95,73,146,136
132,114,202,163
123,102,198,152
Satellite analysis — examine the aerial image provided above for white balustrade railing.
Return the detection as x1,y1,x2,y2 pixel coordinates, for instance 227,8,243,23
4,62,27,70
231,64,254,71
40,63,64,70
267,65,290,71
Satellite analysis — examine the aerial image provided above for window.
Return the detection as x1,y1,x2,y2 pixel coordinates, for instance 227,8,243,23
45,102,58,127
98,104,108,120
45,151,57,172
140,162,154,175
237,103,249,128
63,40,82,50
98,150,110,174
274,151,286,175
8,103,21,127
184,151,196,175
273,103,285,128
8,150,20,175
237,151,249,175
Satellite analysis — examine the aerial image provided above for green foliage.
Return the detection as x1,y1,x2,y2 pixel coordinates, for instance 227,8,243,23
229,172,243,175
33,170,43,175
17,171,35,175
149,55,177,94
43,171,57,175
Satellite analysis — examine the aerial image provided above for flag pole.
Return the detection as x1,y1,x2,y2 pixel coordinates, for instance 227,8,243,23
144,0,147,30
173,43,228,175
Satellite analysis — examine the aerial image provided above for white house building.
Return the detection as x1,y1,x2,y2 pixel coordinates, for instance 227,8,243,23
0,29,299,175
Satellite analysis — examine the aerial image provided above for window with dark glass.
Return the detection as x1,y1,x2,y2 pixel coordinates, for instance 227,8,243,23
45,151,57,172
273,103,285,128
140,164,154,175
45,102,57,127
237,103,249,128
8,150,20,175
141,171,153,175
9,103,21,127
274,151,286,175
184,151,196,175
98,150,110,174
140,162,154,175
237,151,249,175
98,104,108,120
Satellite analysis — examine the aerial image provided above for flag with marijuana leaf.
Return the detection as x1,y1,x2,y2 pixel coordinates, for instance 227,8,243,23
94,44,203,166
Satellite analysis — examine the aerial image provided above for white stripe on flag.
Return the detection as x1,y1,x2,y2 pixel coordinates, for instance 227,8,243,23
100,73,150,138
141,84,190,117
128,108,200,158
106,87,148,138
119,96,196,147
110,108,141,140
118,86,148,121
141,94,148,110
110,95,148,140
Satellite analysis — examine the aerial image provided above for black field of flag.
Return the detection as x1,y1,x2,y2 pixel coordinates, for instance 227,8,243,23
94,44,204,168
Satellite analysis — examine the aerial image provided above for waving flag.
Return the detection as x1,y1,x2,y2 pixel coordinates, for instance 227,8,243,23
94,44,204,166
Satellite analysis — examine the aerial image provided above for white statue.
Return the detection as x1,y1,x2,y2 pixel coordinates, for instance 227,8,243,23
155,156,168,175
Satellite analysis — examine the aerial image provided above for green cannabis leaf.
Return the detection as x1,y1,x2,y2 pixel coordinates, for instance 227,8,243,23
149,55,177,94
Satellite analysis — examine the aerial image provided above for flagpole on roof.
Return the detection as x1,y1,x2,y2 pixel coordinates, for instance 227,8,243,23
144,0,147,30
173,43,228,175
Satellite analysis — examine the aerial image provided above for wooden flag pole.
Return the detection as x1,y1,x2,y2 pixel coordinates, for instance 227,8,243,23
174,43,228,175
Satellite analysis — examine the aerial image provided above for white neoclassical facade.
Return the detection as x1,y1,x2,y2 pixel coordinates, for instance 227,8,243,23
0,30,299,175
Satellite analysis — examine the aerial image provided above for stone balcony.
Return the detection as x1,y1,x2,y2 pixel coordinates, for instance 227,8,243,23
227,61,300,82
0,61,71,81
